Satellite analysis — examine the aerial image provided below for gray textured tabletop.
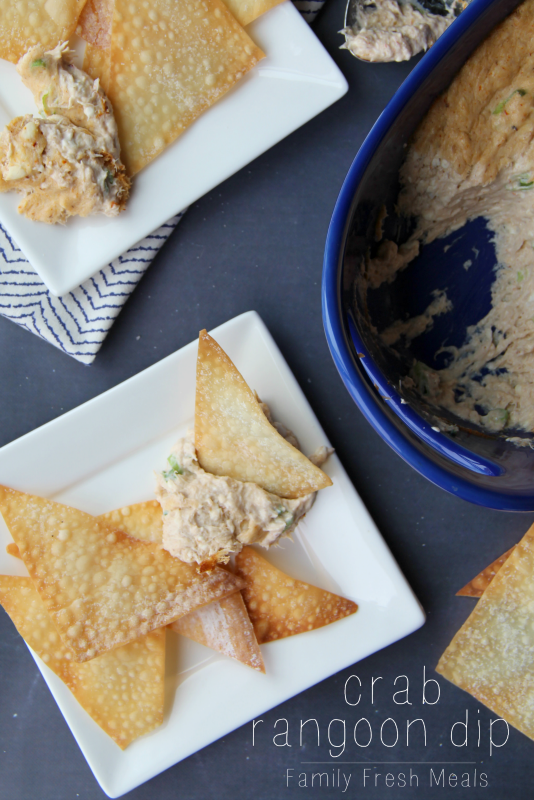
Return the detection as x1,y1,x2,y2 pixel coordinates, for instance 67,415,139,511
0,1,532,797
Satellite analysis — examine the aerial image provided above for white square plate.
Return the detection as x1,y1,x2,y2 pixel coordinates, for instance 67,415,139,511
0,4,347,297
0,311,424,797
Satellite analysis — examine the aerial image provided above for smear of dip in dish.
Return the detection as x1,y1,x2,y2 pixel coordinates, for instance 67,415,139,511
155,414,332,567
0,42,129,224
366,0,534,434
341,0,458,63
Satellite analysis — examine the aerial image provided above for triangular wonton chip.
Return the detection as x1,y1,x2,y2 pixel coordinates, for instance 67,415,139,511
0,486,243,661
108,0,264,174
101,500,264,670
438,524,534,741
0,576,165,749
457,547,515,597
195,330,332,499
235,546,358,643
171,590,264,671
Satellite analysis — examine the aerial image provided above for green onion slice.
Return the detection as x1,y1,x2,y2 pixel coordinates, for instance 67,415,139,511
493,88,527,114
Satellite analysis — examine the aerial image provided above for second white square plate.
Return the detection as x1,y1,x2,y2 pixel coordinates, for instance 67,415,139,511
0,4,348,297
0,311,424,797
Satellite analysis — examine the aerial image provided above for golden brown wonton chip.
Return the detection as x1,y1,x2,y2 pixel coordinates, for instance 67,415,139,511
0,576,165,749
101,500,263,670
222,0,284,26
457,547,515,597
195,330,332,499
0,486,243,661
107,0,264,175
235,546,358,643
0,0,86,63
98,500,163,543
438,524,534,741
8,502,163,549
171,591,264,671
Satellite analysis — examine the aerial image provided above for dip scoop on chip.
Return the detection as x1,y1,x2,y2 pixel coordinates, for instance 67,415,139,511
154,331,333,569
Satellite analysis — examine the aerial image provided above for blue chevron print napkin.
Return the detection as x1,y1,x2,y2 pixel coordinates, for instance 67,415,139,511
0,215,184,365
0,0,325,365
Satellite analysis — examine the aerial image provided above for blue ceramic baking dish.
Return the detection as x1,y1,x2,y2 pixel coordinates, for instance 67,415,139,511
322,0,534,510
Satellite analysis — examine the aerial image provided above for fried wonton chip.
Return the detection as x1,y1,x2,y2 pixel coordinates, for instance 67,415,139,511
437,524,534,741
0,486,243,661
83,42,111,94
171,591,265,671
77,0,113,47
195,331,333,499
235,546,358,643
6,501,165,578
0,0,86,63
222,0,284,26
108,0,264,175
0,576,165,748
457,547,515,597
101,500,264,670
98,500,163,543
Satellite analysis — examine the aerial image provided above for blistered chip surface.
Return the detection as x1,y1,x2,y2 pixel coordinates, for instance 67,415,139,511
108,0,264,174
236,546,358,643
98,500,163,543
438,524,534,741
0,0,86,63
195,330,332,498
0,576,165,748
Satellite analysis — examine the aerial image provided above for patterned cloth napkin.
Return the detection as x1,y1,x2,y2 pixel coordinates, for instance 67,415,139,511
0,0,325,365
